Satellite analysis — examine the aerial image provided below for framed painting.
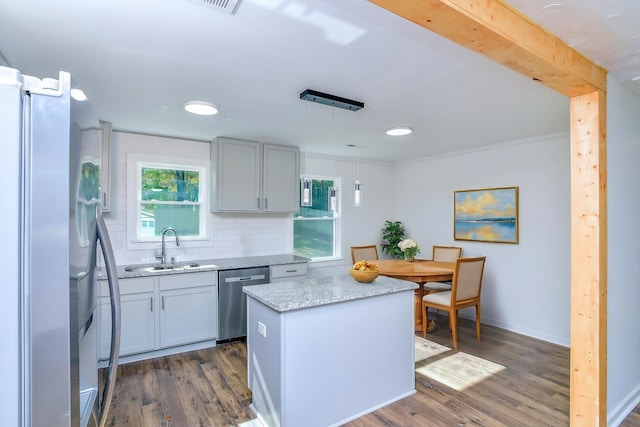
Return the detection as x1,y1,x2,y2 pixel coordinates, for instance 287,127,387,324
454,186,519,244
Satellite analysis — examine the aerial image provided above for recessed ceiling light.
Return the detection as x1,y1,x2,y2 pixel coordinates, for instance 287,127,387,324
386,127,412,136
184,101,218,116
70,88,87,101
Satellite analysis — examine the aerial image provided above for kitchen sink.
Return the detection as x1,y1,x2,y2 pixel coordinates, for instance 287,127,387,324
124,262,218,273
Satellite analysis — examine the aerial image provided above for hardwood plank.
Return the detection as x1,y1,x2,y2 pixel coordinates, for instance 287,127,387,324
152,356,192,427
199,357,254,425
103,362,146,426
167,352,221,426
209,341,252,402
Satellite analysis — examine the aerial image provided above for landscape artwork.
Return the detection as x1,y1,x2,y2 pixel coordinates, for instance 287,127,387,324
454,187,519,244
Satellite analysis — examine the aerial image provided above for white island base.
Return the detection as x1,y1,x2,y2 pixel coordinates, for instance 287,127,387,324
245,275,417,427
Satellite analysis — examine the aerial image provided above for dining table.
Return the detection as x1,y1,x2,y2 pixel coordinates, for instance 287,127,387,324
369,259,455,332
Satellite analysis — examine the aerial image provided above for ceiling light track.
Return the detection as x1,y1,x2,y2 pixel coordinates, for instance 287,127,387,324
300,89,364,112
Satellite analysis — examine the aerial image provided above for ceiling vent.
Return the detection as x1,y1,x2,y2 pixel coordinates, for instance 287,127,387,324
186,0,242,15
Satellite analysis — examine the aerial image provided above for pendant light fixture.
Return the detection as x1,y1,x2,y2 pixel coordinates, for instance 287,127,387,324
328,152,338,214
328,108,338,214
299,88,364,210
354,152,362,208
301,151,312,207
329,186,338,213
301,102,313,207
353,112,363,208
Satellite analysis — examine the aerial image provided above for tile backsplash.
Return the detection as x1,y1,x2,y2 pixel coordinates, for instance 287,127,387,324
102,212,292,266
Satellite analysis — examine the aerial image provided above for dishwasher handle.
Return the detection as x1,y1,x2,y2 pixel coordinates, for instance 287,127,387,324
224,274,267,283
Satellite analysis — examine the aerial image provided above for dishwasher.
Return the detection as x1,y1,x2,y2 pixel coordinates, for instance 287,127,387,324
218,266,270,341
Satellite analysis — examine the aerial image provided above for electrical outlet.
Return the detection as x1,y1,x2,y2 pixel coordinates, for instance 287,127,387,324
258,321,267,337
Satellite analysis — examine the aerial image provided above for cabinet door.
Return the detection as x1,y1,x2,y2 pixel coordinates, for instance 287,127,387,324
262,144,300,212
98,292,155,360
159,286,217,348
214,138,261,211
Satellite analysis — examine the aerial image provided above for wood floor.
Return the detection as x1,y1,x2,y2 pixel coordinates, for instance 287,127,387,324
104,313,640,426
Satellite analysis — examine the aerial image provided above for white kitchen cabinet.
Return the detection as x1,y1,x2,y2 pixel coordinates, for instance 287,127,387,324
159,272,217,348
270,262,308,283
98,276,155,360
98,271,217,361
211,137,300,212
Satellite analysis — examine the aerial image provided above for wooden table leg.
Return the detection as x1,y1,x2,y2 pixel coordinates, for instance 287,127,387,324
414,288,423,332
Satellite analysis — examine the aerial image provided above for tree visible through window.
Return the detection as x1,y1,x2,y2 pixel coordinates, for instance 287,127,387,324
138,163,205,239
294,177,341,260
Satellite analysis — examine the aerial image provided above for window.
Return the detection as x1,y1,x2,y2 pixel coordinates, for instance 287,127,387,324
294,177,342,261
135,161,206,240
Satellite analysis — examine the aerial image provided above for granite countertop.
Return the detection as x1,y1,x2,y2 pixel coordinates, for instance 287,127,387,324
243,274,418,313
98,254,309,279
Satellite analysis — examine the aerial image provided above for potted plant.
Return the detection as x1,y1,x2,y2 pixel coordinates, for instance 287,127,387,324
381,220,405,259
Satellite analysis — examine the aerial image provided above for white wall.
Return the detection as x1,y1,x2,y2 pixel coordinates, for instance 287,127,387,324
392,133,572,346
606,78,640,425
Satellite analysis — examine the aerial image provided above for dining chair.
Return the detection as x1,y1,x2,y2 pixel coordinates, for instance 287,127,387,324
432,245,463,262
350,245,379,264
423,245,463,293
421,256,486,349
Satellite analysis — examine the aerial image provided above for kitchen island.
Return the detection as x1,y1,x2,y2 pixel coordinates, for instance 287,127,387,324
243,275,418,427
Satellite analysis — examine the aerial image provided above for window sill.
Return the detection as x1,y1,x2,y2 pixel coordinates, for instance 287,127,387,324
126,237,212,251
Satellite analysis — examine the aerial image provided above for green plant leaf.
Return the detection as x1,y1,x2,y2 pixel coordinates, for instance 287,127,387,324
381,220,405,259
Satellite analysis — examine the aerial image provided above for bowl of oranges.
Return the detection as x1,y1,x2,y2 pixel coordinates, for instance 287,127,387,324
350,260,380,283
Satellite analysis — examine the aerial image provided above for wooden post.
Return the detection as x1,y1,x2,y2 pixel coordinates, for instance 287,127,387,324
369,0,609,424
570,90,607,424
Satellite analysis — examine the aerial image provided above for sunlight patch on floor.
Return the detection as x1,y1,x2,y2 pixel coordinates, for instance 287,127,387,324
414,335,450,362
415,351,505,391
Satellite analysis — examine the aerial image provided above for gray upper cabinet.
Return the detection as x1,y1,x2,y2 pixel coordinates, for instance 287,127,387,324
211,137,300,212
262,143,300,212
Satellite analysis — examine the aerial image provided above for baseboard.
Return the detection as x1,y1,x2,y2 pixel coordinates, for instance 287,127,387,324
98,339,217,367
455,312,570,347
608,384,640,426
328,389,416,427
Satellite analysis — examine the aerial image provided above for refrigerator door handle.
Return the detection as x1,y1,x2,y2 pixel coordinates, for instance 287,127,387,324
96,215,121,427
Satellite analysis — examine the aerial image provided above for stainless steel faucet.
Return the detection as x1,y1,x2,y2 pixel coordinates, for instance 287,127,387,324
157,227,180,264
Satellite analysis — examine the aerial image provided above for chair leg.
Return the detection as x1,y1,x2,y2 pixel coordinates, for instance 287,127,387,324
475,304,481,342
450,308,458,350
422,302,428,338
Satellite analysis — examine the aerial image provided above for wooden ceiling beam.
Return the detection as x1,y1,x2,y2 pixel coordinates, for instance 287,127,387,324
368,0,607,98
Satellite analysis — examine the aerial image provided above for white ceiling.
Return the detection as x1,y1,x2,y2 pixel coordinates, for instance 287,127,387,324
0,0,637,163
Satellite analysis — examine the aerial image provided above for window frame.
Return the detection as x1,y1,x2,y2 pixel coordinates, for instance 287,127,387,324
293,175,343,263
126,153,212,250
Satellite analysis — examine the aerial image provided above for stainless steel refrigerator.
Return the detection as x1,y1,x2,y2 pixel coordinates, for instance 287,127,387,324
0,65,121,427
